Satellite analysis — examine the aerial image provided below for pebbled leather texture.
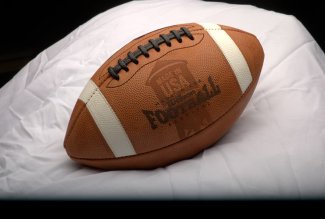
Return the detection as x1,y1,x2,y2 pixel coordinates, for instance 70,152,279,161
64,23,264,169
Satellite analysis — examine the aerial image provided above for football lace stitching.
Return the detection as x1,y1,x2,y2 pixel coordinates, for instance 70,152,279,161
107,27,194,80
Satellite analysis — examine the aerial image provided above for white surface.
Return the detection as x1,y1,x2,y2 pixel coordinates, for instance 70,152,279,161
200,23,252,93
80,80,136,157
0,0,325,199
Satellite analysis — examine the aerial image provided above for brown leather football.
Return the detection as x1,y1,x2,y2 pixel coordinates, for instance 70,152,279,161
64,23,264,169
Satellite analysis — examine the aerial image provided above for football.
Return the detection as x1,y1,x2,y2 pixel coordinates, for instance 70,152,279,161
64,23,264,169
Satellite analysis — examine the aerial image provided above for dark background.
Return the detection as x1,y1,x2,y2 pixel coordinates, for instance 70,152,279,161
0,0,323,88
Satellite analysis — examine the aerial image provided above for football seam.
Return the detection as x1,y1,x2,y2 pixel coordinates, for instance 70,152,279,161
67,73,257,161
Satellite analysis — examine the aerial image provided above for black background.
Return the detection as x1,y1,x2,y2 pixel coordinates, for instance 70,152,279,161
0,0,323,88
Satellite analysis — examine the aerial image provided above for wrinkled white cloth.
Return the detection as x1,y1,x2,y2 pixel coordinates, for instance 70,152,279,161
0,0,324,199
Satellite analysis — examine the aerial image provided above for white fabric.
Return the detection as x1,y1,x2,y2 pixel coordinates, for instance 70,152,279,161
79,80,136,157
0,0,325,199
199,23,252,93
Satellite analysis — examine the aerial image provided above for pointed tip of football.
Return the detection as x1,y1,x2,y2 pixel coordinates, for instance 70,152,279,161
221,25,264,82
64,99,115,160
